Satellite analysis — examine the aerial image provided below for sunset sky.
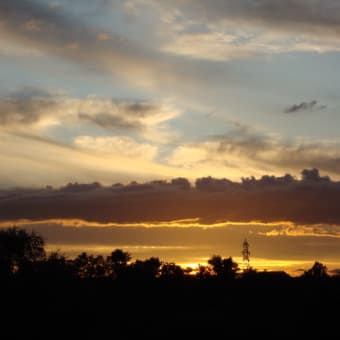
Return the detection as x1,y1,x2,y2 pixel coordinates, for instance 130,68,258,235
2,0,340,274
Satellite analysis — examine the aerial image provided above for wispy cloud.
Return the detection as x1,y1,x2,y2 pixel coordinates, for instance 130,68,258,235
261,223,340,239
284,100,327,113
0,87,59,127
74,136,158,160
0,88,180,142
144,0,340,60
153,0,340,39
0,131,185,188
167,125,340,177
0,0,222,93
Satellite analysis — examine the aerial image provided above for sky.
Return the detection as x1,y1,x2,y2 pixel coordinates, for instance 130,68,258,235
1,0,340,273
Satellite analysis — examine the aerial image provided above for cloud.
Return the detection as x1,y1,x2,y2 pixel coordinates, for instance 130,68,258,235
77,100,180,135
0,89,180,141
195,177,236,192
74,136,158,160
0,131,187,188
0,87,182,147
4,219,340,263
2,92,340,189
0,87,59,127
284,100,327,113
97,32,111,41
3,0,337,101
0,1,156,86
162,32,259,61
261,223,340,238
0,0,220,93
3,218,340,269
2,168,340,225
167,125,340,178
154,0,340,37
143,0,340,60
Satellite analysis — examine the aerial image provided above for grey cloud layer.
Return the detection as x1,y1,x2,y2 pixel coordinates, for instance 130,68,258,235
2,0,340,76
150,0,340,60
158,0,340,36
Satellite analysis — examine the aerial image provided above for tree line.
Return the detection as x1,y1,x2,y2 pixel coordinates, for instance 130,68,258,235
0,227,330,281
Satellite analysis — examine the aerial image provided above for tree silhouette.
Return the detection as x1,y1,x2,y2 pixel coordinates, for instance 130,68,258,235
107,249,132,278
130,257,162,279
160,262,184,279
73,252,93,279
108,249,131,266
208,255,239,279
0,227,45,278
196,264,213,279
303,261,329,279
73,252,110,279
208,255,224,276
38,251,73,280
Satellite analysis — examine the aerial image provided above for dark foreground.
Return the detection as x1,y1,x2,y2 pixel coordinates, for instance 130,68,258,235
2,275,340,339
0,228,337,338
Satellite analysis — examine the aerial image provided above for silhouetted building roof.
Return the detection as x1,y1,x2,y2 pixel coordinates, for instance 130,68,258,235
256,270,291,280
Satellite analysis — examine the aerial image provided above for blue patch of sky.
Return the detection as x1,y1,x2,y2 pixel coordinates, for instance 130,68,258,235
0,52,153,100
204,52,340,139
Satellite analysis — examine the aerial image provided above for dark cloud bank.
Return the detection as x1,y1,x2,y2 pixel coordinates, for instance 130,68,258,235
1,168,340,225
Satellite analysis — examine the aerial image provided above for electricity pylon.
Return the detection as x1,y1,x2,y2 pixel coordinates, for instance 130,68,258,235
242,238,250,270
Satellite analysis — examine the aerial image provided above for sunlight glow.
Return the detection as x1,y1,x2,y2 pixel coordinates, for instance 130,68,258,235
0,217,296,229
3,218,340,275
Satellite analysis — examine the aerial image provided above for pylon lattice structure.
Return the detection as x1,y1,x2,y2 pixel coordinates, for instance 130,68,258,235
242,238,250,270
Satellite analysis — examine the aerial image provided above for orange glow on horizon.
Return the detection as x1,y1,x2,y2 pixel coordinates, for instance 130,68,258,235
44,243,340,277
3,218,340,275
